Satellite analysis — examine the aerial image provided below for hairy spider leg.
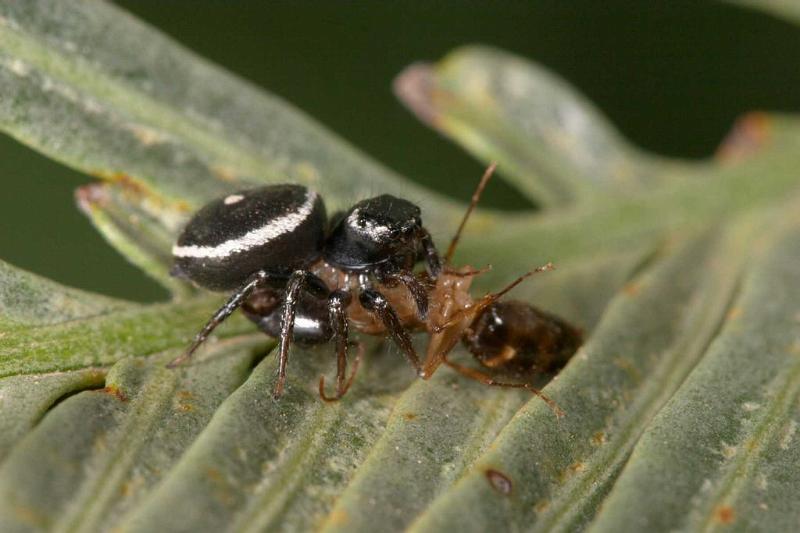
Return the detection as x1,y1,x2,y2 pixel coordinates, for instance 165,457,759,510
272,270,330,398
381,269,430,320
328,289,352,398
359,286,421,374
319,341,364,402
167,270,270,368
419,228,443,277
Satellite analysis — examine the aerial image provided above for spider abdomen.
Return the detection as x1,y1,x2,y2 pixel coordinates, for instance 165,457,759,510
172,184,327,291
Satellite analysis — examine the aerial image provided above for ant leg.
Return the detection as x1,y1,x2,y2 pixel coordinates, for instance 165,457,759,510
443,356,565,418
319,341,364,402
360,288,421,374
444,162,497,265
419,228,443,278
272,270,329,399
446,265,492,278
167,270,269,368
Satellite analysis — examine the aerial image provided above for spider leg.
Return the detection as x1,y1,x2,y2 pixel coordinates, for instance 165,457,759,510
359,287,421,374
167,270,269,368
319,341,364,402
443,355,565,418
272,270,329,399
330,289,352,397
419,228,442,278
383,270,429,320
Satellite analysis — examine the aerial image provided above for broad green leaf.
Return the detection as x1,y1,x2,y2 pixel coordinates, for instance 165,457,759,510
117,343,412,533
0,369,105,461
320,370,529,533
456,112,800,292
726,0,800,25
394,45,663,206
75,181,191,295
0,346,260,533
588,208,800,532
2,2,800,532
0,258,128,327
0,289,254,377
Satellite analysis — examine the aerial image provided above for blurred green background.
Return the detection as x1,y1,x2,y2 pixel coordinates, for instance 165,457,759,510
1,1,798,303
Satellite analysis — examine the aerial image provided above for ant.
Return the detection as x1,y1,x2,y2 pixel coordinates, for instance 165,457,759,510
419,164,583,417
168,165,581,413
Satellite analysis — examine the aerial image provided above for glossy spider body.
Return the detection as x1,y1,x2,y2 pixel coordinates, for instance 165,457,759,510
169,184,438,398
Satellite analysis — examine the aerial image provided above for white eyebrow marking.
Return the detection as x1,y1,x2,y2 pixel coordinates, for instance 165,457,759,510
347,208,392,239
224,194,245,205
173,191,317,259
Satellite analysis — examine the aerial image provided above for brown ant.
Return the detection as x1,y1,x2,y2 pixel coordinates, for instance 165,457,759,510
418,164,582,417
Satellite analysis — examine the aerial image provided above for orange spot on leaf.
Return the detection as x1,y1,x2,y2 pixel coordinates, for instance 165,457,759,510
485,468,513,495
591,431,607,446
726,306,742,321
623,281,641,296
98,386,128,402
714,505,735,524
716,112,771,164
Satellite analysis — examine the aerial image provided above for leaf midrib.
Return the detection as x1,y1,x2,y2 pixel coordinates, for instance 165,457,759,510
695,354,800,533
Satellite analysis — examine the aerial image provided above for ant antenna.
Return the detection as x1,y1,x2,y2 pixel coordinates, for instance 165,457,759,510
444,162,498,265
489,262,554,302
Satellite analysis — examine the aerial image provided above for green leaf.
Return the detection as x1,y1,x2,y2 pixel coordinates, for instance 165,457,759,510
0,258,128,326
587,209,800,532
0,347,261,532
2,2,800,532
74,182,191,296
394,45,660,206
116,344,412,533
726,0,800,26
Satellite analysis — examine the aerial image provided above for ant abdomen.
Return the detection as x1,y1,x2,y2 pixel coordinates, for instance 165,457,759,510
464,301,583,374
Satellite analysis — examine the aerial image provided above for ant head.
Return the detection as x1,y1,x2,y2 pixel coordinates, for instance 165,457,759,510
324,195,424,270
